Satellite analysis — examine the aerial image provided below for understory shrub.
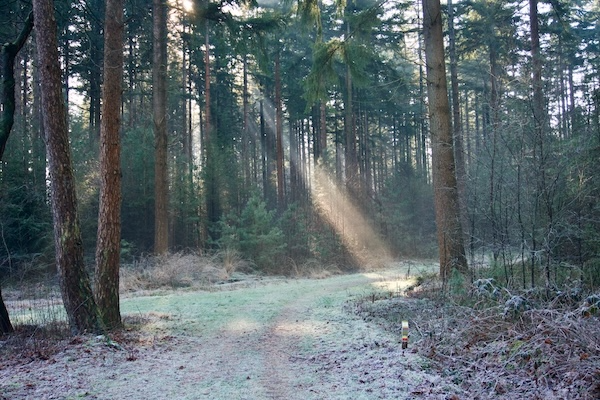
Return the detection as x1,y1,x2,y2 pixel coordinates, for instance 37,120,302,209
218,195,286,272
119,252,248,291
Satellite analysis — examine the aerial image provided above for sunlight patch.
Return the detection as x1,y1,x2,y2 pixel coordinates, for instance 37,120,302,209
310,166,393,269
371,278,416,294
224,318,261,333
273,320,323,337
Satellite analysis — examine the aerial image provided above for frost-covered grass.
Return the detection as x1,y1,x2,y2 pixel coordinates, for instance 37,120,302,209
354,274,600,399
121,278,309,335
3,260,460,400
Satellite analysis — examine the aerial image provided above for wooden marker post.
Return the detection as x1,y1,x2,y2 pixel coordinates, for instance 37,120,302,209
401,320,409,349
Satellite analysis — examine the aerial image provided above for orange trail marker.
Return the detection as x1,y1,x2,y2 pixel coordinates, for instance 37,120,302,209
401,320,409,349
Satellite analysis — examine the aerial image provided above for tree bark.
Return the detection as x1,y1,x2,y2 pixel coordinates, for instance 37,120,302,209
153,0,169,254
319,100,327,160
275,53,285,210
344,62,358,192
0,285,13,334
530,0,551,285
0,11,34,161
422,0,468,281
33,0,100,333
88,0,104,141
95,0,124,330
204,20,211,139
0,11,34,334
447,0,470,255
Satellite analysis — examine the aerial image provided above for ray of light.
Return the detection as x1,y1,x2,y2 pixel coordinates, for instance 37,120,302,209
310,165,393,269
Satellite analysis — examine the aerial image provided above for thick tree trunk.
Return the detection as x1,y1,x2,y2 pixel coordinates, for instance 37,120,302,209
95,0,124,330
153,0,169,254
33,0,100,333
422,0,468,281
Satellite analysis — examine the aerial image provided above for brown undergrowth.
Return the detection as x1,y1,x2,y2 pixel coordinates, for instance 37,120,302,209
0,313,163,372
350,277,600,399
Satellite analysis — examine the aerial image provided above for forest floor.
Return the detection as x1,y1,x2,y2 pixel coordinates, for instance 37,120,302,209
1,260,599,399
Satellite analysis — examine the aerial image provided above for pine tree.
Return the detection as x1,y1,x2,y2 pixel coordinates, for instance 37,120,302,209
153,0,169,254
95,0,124,330
33,0,100,333
422,0,468,281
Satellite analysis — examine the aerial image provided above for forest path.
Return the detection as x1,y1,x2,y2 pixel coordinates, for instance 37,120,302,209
1,263,462,399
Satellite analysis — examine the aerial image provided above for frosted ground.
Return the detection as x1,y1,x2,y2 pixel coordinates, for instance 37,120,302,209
0,262,464,399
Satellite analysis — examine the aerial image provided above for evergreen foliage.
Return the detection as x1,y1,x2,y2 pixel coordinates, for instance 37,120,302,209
218,194,286,271
0,0,599,295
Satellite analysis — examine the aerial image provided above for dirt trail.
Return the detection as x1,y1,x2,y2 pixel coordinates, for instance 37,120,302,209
1,267,462,399
257,275,370,399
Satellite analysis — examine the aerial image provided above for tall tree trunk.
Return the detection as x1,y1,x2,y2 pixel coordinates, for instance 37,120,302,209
242,54,250,192
1,19,31,332
488,44,500,262
127,33,136,128
33,0,100,333
153,0,169,254
203,20,220,235
530,0,551,285
289,120,299,204
319,100,327,160
260,99,267,201
95,0,124,330
89,0,103,141
0,11,34,161
204,21,211,138
416,2,428,180
422,0,468,281
344,62,357,192
275,53,285,210
447,0,470,252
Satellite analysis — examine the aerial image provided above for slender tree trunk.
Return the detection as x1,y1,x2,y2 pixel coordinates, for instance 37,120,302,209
530,0,552,285
319,100,327,160
289,120,299,204
204,21,211,138
242,54,250,192
275,53,285,210
153,0,169,254
95,0,124,330
89,0,103,141
33,0,100,333
422,0,468,281
568,64,576,136
260,99,268,201
344,62,357,191
447,0,469,245
127,34,135,128
0,11,34,161
61,27,70,124
416,1,428,181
